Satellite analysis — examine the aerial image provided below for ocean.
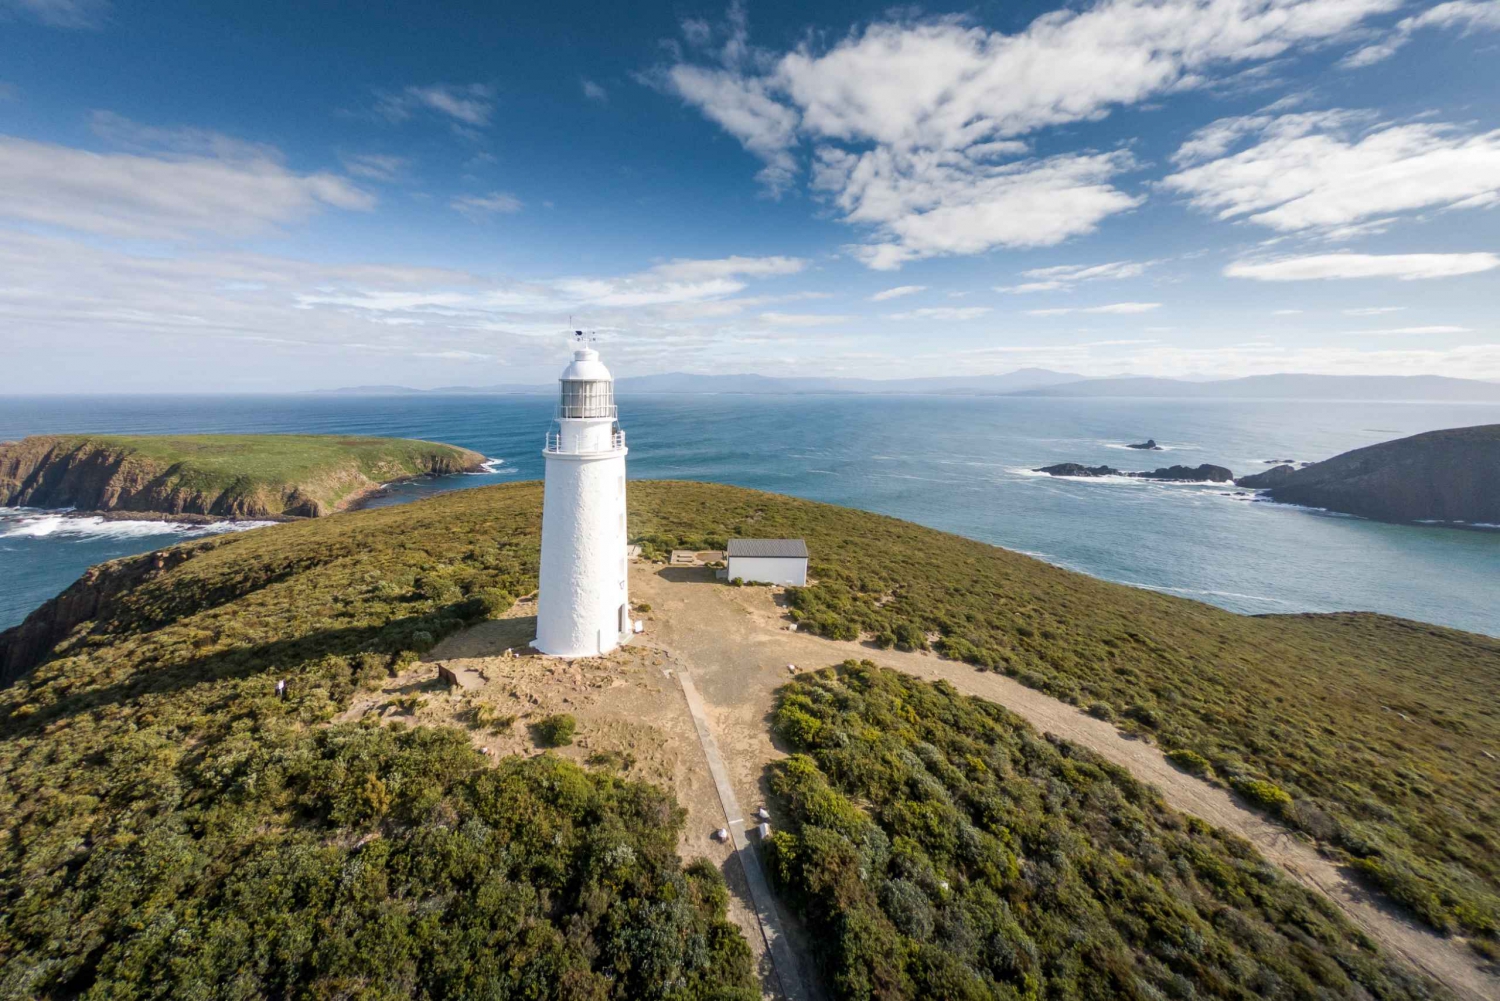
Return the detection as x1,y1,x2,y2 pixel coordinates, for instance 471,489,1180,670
2,393,1498,637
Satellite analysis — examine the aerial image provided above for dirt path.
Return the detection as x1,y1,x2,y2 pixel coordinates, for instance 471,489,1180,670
631,565,1499,1001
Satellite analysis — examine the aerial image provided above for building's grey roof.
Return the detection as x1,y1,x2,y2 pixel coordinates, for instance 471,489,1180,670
727,538,808,559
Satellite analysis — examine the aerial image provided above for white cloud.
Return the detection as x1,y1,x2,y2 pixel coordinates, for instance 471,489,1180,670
1028,301,1161,315
0,132,372,239
649,255,805,281
1347,325,1472,334
870,284,927,301
758,311,852,326
582,78,608,102
450,191,523,219
1164,112,1500,234
376,83,495,128
886,306,992,320
1341,0,1500,67
1342,305,1405,315
2,0,108,29
1226,252,1500,280
996,259,1149,292
1272,308,1304,314
341,153,408,181
820,147,1142,270
660,0,1402,265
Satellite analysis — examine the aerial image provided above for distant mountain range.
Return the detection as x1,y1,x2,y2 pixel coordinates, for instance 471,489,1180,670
1007,373,1500,401
319,371,1500,402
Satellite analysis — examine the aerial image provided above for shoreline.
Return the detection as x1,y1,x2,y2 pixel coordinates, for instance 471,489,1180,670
0,457,493,525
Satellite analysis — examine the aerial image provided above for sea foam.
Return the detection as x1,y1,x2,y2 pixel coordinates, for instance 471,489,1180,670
0,512,276,541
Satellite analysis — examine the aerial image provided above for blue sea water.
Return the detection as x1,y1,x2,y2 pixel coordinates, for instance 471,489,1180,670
2,393,1498,636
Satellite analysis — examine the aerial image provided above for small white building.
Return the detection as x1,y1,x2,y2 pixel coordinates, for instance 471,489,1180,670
535,333,630,657
726,538,808,586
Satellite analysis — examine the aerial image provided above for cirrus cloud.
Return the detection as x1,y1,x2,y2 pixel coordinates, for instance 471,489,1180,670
0,132,372,239
1225,252,1500,280
1164,112,1500,234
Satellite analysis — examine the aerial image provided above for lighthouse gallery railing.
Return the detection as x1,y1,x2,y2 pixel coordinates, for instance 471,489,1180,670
544,429,626,454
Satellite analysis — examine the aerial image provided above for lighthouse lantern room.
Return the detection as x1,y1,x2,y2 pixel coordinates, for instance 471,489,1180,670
534,332,631,657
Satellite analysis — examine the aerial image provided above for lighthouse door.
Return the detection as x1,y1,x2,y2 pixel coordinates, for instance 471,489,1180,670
618,603,628,634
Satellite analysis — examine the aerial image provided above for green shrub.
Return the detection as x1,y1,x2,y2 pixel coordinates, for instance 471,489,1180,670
1087,701,1116,721
472,587,513,617
763,662,1437,1001
1233,777,1294,814
536,713,577,747
1166,748,1211,775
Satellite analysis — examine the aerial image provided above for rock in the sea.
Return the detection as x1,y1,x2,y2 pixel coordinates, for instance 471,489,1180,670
1126,439,1163,450
1035,462,1234,482
1135,464,1235,482
1035,463,1122,477
1233,424,1500,525
1263,458,1296,464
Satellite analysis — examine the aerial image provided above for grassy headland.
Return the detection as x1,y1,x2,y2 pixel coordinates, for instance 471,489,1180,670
0,481,752,999
0,433,485,519
0,479,1495,996
764,660,1445,1000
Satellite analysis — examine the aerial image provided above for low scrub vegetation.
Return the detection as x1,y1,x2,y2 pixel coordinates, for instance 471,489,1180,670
0,483,755,999
765,661,1447,1001
626,481,1500,940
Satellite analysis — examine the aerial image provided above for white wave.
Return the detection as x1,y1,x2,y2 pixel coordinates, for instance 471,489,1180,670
1101,441,1192,452
0,512,275,541
1115,580,1298,606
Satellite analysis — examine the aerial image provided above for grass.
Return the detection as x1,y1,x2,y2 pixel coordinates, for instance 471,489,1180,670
1,475,1496,987
763,661,1449,1000
627,481,1500,941
1,433,484,517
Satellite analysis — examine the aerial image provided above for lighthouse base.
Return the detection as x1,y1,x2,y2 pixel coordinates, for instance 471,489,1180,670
534,445,630,658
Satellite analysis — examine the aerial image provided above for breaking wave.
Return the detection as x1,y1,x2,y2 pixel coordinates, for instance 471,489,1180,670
0,512,276,541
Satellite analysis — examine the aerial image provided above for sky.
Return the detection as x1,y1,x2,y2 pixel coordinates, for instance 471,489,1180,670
1,0,1499,391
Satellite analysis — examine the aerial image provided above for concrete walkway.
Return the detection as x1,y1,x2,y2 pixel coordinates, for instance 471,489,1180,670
678,669,808,1001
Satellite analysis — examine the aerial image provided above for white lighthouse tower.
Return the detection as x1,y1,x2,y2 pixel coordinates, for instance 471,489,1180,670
534,332,630,657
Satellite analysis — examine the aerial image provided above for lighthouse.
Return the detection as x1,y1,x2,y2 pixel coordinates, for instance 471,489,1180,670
534,333,631,657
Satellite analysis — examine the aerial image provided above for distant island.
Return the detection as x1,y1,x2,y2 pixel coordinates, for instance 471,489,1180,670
1237,424,1500,526
0,434,486,520
1007,373,1500,401
317,370,1500,402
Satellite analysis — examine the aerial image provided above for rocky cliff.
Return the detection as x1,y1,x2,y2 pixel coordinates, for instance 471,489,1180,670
1236,424,1500,525
0,434,486,519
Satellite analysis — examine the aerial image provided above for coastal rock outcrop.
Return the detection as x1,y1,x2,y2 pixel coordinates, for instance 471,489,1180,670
1035,462,1234,482
1126,439,1162,450
0,434,486,520
1235,424,1500,525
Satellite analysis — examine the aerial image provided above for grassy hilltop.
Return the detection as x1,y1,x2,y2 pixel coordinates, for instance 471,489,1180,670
0,480,1495,997
0,433,485,519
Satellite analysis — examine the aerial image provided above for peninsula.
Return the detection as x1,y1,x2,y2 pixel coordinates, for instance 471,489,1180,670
0,434,486,520
1237,424,1500,525
1,482,1496,1000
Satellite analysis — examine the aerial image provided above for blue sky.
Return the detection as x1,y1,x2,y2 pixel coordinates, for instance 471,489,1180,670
2,0,1498,391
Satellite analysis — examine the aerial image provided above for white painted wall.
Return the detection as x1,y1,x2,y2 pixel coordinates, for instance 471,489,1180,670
727,556,807,587
535,347,630,658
